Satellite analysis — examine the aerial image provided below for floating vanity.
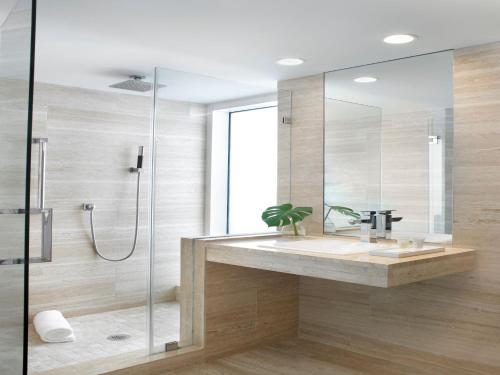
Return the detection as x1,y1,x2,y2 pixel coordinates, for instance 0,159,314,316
179,234,475,360
204,235,475,288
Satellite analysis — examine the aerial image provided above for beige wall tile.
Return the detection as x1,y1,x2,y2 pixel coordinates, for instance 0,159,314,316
4,82,209,318
278,74,325,235
277,42,500,373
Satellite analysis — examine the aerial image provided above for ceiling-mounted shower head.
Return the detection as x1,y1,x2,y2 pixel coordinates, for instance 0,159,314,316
109,75,164,92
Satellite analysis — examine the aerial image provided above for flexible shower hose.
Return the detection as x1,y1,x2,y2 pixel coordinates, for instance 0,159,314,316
88,172,141,262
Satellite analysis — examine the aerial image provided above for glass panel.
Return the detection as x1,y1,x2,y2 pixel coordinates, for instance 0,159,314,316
0,0,34,373
151,67,287,353
324,51,454,240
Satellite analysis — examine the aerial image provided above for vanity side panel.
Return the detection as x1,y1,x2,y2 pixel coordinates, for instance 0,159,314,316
204,262,299,359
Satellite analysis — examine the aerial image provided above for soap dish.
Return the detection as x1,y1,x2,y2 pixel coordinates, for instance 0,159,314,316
369,246,445,258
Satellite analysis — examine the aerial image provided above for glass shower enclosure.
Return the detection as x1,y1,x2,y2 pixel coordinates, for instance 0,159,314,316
0,0,36,374
20,62,283,373
148,67,283,354
2,13,286,369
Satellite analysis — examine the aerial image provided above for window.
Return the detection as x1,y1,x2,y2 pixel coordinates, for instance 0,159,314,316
227,106,278,234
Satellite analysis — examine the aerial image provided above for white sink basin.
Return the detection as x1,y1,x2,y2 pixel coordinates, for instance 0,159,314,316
259,238,391,255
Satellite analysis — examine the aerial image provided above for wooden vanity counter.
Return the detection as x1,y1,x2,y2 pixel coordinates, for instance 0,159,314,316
205,236,475,288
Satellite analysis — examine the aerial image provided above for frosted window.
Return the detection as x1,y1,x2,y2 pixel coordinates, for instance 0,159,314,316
228,107,277,234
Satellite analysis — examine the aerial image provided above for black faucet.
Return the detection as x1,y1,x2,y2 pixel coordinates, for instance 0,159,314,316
377,210,403,239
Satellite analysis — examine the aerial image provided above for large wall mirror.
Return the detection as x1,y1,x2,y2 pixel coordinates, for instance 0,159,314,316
324,51,454,242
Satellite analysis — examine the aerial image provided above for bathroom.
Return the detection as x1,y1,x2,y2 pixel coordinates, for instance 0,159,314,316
1,1,500,374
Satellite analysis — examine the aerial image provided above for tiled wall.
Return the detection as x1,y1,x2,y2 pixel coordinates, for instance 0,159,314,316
27,83,206,318
279,41,500,373
278,75,324,235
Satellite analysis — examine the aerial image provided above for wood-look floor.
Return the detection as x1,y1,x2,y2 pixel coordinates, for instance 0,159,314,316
165,339,420,375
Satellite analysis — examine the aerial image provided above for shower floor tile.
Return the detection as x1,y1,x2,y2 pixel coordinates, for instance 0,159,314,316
28,302,180,374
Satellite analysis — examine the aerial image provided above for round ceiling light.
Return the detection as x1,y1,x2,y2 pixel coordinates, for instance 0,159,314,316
276,57,305,66
353,76,378,83
383,34,417,44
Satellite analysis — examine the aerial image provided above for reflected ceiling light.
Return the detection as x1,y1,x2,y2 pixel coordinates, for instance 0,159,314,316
276,57,305,66
383,34,417,44
353,76,378,83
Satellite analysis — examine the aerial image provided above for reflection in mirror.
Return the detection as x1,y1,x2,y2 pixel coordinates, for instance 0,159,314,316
324,51,454,241
324,99,381,233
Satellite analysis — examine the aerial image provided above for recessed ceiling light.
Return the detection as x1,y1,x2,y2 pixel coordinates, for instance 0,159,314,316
276,57,305,66
383,34,417,44
354,76,378,83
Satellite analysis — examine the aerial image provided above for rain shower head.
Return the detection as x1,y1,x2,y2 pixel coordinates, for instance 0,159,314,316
109,75,164,92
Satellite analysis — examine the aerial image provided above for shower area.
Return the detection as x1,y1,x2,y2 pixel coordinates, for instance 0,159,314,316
23,68,284,374
1,1,290,373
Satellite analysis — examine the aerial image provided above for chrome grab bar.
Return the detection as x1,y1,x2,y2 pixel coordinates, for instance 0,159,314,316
0,138,53,266
40,208,53,263
33,138,48,209
0,208,53,265
32,137,52,263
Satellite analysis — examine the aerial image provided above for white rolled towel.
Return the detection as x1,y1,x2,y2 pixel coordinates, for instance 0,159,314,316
33,310,75,343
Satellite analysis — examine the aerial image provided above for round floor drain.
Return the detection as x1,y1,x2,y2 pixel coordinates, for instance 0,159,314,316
107,334,131,341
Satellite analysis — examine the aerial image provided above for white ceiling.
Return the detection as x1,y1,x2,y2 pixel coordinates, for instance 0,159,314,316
34,0,500,102
155,67,276,103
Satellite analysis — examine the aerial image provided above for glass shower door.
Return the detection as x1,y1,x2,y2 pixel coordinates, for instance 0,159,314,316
149,67,282,354
0,0,36,373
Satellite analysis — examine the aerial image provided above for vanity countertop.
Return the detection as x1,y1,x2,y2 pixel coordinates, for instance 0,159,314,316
205,236,475,287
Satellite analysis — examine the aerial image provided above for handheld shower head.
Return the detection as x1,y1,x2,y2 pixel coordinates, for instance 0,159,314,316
129,146,144,173
137,146,144,169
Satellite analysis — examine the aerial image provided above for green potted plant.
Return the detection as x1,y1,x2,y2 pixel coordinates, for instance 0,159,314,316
261,203,313,236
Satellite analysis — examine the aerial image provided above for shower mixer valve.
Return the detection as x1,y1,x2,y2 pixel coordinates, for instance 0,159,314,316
82,203,95,211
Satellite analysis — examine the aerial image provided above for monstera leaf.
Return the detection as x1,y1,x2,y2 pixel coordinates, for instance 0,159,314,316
324,205,360,221
262,203,313,235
